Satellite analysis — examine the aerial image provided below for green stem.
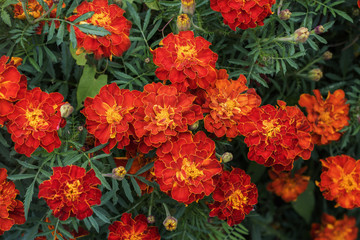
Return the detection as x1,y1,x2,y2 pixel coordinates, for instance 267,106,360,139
162,203,171,217
33,4,56,24
297,57,322,74
53,218,60,240
21,0,32,23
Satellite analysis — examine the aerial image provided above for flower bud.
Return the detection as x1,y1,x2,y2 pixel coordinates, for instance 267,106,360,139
222,152,233,163
147,215,155,224
314,25,325,34
78,126,84,132
294,27,310,43
279,9,291,20
353,9,360,17
322,51,333,60
60,103,74,118
163,216,177,231
181,0,196,15
308,68,323,82
189,121,199,131
112,166,127,180
177,14,191,31
144,57,150,64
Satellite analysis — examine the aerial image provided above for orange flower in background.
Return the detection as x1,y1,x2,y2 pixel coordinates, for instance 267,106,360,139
311,213,358,240
132,82,203,153
208,168,258,226
298,89,349,145
108,213,160,240
203,70,261,138
238,100,314,172
0,168,26,235
317,155,360,209
358,0,360,8
81,83,139,154
151,31,218,92
38,165,102,221
267,167,310,202
6,87,65,157
0,56,27,126
154,131,222,205
68,0,131,60
210,0,276,30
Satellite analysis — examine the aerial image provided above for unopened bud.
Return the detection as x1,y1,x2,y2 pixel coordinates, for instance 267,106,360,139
177,14,191,31
189,121,199,131
294,27,310,43
353,9,360,16
322,51,333,60
181,0,196,15
60,103,74,118
314,25,325,34
222,152,233,163
112,166,127,180
308,68,323,82
144,58,150,64
279,9,291,20
163,216,177,231
78,126,84,132
147,215,155,224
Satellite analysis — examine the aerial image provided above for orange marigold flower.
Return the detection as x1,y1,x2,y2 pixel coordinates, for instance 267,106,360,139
208,168,258,226
0,168,26,235
317,155,360,209
358,0,360,8
6,88,65,157
154,131,222,205
38,165,102,221
203,71,261,138
67,0,131,60
133,82,203,153
311,213,358,240
238,100,314,172
108,213,160,240
298,89,350,145
151,31,218,92
266,167,310,202
81,83,139,154
0,56,27,126
210,0,276,31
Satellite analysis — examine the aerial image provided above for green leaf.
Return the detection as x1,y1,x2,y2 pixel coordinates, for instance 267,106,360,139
69,43,87,65
291,181,315,223
333,9,353,23
92,207,110,223
144,0,160,10
0,131,9,147
24,179,35,219
91,163,111,190
16,159,38,169
130,176,141,197
125,1,141,29
56,22,65,46
72,11,94,24
7,174,35,181
87,215,99,233
69,25,77,48
1,10,11,27
76,24,110,36
122,178,134,202
135,162,154,175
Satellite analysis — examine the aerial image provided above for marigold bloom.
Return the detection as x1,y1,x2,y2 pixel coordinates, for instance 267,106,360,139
81,83,139,153
317,155,360,209
133,82,203,153
267,167,310,202
68,0,131,60
154,131,222,205
311,213,358,240
203,71,261,138
298,89,350,145
6,88,65,157
238,100,314,171
210,0,276,30
38,165,102,221
208,168,258,226
151,31,218,92
163,216,178,231
0,168,26,235
108,213,160,240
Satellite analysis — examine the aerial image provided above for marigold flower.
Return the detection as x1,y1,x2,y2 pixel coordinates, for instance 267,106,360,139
267,167,310,202
151,31,218,92
298,89,349,145
163,216,178,231
6,88,65,157
311,213,358,240
210,0,276,31
154,131,222,205
38,165,102,221
317,155,360,209
0,168,26,235
133,82,203,153
208,168,258,226
108,213,160,240
358,0,360,8
238,100,314,171
181,0,196,15
203,71,261,138
81,83,140,153
68,0,132,60
177,14,191,31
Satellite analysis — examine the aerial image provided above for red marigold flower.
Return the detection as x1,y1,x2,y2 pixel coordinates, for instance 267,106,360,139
238,100,314,171
311,213,358,240
0,168,26,235
6,87,65,157
38,165,102,221
298,89,350,145
0,56,27,126
317,155,360,209
154,131,222,205
210,0,276,31
132,82,203,153
151,31,218,92
266,166,310,202
108,213,160,240
358,0,360,8
81,83,139,153
203,71,261,138
208,168,258,226
67,0,131,60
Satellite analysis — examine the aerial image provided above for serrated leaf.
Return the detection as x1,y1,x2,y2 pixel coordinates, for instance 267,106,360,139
72,11,94,23
122,178,134,202
130,176,141,197
69,25,77,48
135,162,154,175
125,1,141,29
7,174,35,181
24,179,35,219
16,159,38,169
76,24,110,36
91,163,111,190
87,215,99,233
92,207,110,223
333,9,353,23
1,10,11,27
56,22,65,46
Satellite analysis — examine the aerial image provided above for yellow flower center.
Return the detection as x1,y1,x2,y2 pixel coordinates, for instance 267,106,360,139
262,119,281,138
176,158,203,182
90,11,111,28
65,180,82,201
105,104,123,124
176,44,197,61
228,189,248,210
113,166,127,178
153,105,175,127
164,218,177,231
339,174,358,192
326,223,353,240
25,108,49,129
318,111,331,124
218,99,241,117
